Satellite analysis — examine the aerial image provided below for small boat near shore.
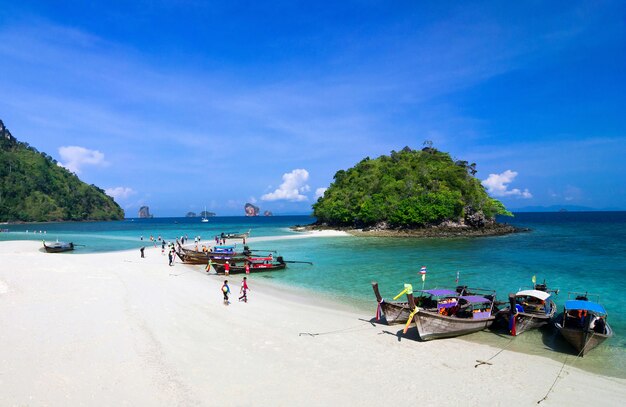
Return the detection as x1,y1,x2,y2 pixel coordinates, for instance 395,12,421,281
372,282,416,325
220,229,251,240
497,282,558,336
554,293,613,356
405,287,498,340
212,255,286,275
43,240,74,253
176,245,250,264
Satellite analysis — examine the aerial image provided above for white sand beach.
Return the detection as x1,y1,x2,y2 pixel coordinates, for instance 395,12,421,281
1,240,624,406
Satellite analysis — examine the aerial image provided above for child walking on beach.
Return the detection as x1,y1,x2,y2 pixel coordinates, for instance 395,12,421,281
222,280,230,305
239,277,250,302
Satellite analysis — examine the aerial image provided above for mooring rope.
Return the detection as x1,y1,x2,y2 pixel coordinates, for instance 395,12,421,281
536,332,596,404
299,322,374,337
474,336,516,368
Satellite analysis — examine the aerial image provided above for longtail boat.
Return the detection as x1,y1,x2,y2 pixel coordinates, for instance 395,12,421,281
372,282,416,325
497,283,558,336
404,287,498,340
43,240,74,253
213,255,286,275
554,293,613,356
372,282,485,325
220,229,251,240
176,245,250,264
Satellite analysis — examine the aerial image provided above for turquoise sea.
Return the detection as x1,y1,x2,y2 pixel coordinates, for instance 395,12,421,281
2,212,625,378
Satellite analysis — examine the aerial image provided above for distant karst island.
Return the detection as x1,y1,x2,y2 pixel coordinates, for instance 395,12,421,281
138,206,153,218
243,203,273,216
0,119,124,222
308,145,519,237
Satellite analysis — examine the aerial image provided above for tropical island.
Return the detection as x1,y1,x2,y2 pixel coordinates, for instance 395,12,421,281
0,120,124,222
310,145,518,237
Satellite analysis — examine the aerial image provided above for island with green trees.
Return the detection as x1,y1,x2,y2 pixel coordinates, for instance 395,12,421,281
0,120,124,222
311,145,518,237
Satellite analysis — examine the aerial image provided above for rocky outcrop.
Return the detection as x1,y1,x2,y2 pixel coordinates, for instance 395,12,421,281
138,206,152,218
245,203,259,216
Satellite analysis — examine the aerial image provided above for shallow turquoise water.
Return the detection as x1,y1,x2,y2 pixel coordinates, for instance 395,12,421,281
2,212,625,377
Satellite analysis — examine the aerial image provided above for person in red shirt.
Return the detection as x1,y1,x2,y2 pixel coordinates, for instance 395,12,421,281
239,277,250,302
224,261,230,276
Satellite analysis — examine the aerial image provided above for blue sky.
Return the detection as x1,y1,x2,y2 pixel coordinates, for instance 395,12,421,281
1,1,624,216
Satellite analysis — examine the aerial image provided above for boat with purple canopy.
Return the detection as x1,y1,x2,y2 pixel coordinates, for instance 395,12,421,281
405,287,498,340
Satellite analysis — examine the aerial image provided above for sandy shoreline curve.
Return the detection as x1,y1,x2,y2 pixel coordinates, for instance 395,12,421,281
1,240,624,406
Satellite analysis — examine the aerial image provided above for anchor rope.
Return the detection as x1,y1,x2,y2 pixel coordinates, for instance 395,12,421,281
299,322,374,337
536,331,596,404
474,336,515,368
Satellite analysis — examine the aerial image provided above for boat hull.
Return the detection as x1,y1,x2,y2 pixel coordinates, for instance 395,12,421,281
555,318,613,356
499,300,557,336
213,262,286,275
43,242,74,253
380,301,412,325
414,309,495,340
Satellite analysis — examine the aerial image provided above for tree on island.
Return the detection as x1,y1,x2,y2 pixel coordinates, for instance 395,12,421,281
312,145,511,229
0,119,124,222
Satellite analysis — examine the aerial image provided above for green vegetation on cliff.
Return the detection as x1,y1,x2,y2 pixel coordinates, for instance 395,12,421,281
0,120,124,222
312,146,511,228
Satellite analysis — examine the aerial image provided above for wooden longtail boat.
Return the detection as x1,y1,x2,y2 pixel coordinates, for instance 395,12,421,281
497,286,557,336
176,245,251,264
372,282,415,325
372,283,488,325
213,256,286,275
220,229,251,240
405,288,498,340
43,240,74,253
554,293,613,356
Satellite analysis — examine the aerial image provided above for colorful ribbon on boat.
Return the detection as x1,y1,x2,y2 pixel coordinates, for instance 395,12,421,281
403,307,419,334
376,298,385,320
393,283,413,300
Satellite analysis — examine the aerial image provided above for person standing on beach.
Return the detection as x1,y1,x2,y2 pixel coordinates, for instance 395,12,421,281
245,261,250,275
168,250,173,266
224,261,230,276
239,277,250,302
222,280,230,305
140,246,145,258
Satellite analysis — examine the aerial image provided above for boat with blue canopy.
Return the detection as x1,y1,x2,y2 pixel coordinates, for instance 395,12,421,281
554,293,613,356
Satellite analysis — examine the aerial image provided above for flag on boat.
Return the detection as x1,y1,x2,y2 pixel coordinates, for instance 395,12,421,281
455,271,460,284
532,275,537,285
420,266,427,282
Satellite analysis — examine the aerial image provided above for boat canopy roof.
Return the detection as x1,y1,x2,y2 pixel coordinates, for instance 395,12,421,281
565,300,607,315
214,245,235,249
516,289,551,301
420,289,457,297
459,295,491,304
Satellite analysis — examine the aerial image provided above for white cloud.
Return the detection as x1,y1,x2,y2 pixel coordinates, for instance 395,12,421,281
58,145,107,174
315,187,327,199
261,169,310,202
105,187,135,200
482,170,532,199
